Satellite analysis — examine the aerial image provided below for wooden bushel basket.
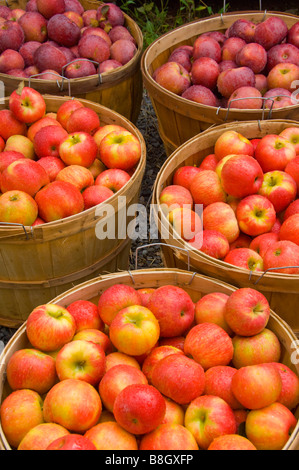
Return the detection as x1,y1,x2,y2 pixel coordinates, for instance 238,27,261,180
0,267,299,450
152,119,299,335
0,95,146,327
0,0,144,123
141,10,299,156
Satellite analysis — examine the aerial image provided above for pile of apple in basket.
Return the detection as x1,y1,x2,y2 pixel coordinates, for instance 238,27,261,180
1,283,298,450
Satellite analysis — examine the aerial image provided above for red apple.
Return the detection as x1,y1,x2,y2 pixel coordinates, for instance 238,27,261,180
78,34,110,65
18,11,47,43
4,135,35,160
263,239,299,274
153,61,191,95
229,233,252,250
56,165,94,192
113,383,166,435
142,345,184,384
66,299,103,332
72,327,111,353
110,38,137,65
99,364,147,412
184,395,237,450
26,303,76,352
235,42,267,73
56,99,84,129
199,153,218,171
105,351,141,371
82,185,114,210
231,363,282,410
236,194,276,236
0,151,26,172
43,378,102,433
6,348,56,395
64,58,97,78
217,66,255,99
0,389,44,449
55,339,106,385
288,21,299,48
227,18,256,43
168,47,192,72
35,180,84,222
191,57,220,89
36,0,65,19
47,434,96,450
203,202,240,243
246,402,297,450
9,85,46,124
258,170,297,213
221,37,246,61
58,132,98,169
97,283,142,326
224,287,270,336
190,170,227,207
0,190,38,226
279,213,299,246
224,248,264,272
269,362,299,410
0,109,27,140
204,365,243,410
47,13,81,47
232,328,282,369
280,127,299,155
36,156,66,182
99,59,122,73
109,305,160,356
27,115,62,142
34,125,68,159
188,229,230,260
194,292,232,334
255,73,268,95
285,156,299,195
184,322,234,370
95,168,131,193
284,199,299,219
139,423,199,450
193,35,221,62
249,232,279,258
18,423,69,451
228,86,263,109
147,285,195,338
66,106,100,135
263,88,294,109
267,43,299,71
220,154,263,198
0,49,25,73
98,130,141,171
254,16,288,50
151,353,205,405
267,62,299,91
214,130,254,161
1,159,49,197
0,20,25,53
172,166,202,191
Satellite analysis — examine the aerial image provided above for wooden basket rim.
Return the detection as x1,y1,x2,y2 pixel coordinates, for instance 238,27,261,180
152,119,299,282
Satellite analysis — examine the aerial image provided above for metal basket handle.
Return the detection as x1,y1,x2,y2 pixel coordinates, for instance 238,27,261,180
28,71,72,96
61,58,103,86
0,222,33,240
252,266,299,284
222,95,294,121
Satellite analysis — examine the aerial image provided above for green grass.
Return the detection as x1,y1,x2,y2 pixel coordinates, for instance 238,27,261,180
119,0,229,49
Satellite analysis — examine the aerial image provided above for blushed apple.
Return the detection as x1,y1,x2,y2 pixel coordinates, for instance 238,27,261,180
267,62,299,91
284,199,299,219
280,127,299,155
6,348,56,395
56,165,94,192
153,61,191,95
99,129,141,171
66,107,100,135
263,239,299,274
56,99,84,129
34,125,68,159
0,190,38,226
224,248,264,272
36,156,66,182
0,389,44,449
43,378,102,433
184,322,234,370
167,206,202,241
97,283,142,326
203,202,240,243
246,402,297,450
258,170,297,213
220,154,263,198
66,299,103,331
9,84,46,124
0,109,27,140
228,86,263,109
236,194,276,236
224,287,270,336
232,328,282,369
99,364,148,412
141,345,184,384
151,353,205,405
184,395,237,450
249,232,279,258
84,421,138,450
208,434,257,450
0,151,26,172
1,159,49,197
172,165,202,190
194,292,232,334
214,130,254,161
188,229,230,261
190,170,227,207
4,135,35,160
159,184,193,214
204,365,243,410
47,434,96,450
270,362,299,410
147,284,195,338
17,423,69,451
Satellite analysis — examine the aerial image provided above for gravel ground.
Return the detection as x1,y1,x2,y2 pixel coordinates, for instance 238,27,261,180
0,90,167,348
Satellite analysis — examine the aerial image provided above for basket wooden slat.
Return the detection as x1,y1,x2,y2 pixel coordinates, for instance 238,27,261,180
0,0,143,123
142,10,299,156
152,119,299,334
0,95,146,327
0,268,298,450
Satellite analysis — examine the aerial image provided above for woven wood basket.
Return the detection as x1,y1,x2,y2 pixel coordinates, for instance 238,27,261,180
0,267,299,450
152,119,299,335
0,0,143,123
0,95,146,327
141,10,299,156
